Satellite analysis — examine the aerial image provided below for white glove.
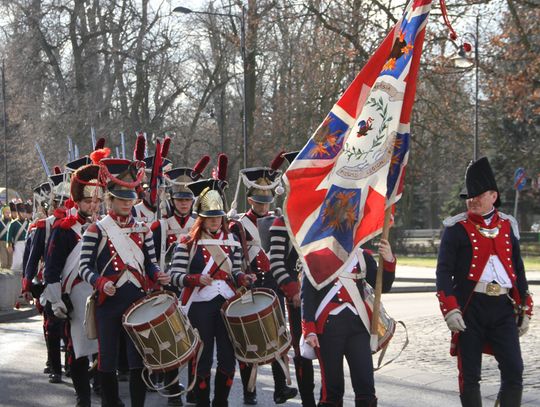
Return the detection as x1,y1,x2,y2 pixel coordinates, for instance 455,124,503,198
445,309,466,332
518,315,530,337
52,301,68,319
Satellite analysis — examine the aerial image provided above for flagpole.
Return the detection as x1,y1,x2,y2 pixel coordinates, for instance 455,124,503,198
370,206,392,351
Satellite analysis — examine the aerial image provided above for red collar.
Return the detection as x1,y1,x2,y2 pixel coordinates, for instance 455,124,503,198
247,209,267,222
174,213,190,227
108,211,132,226
467,209,500,228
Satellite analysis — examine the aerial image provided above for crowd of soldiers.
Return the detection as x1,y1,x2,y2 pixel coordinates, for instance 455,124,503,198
2,133,533,407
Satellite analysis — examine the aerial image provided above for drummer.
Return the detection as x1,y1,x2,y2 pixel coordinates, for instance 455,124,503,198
302,242,396,406
228,152,297,405
150,155,210,406
79,152,170,407
169,154,256,407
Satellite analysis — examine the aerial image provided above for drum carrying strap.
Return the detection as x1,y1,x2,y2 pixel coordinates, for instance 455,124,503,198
98,215,145,272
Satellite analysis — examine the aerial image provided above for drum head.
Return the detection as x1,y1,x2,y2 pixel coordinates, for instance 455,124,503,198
226,292,273,317
125,294,174,325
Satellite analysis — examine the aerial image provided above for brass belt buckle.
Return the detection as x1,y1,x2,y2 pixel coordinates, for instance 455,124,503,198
486,282,501,296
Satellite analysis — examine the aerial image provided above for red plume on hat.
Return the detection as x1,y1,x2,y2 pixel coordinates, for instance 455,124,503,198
134,134,145,161
53,166,62,175
94,137,106,150
90,148,111,164
161,136,171,158
270,150,286,171
216,154,228,181
193,155,211,176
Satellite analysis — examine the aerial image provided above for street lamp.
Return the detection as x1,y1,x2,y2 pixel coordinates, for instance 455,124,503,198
173,5,249,170
451,15,480,162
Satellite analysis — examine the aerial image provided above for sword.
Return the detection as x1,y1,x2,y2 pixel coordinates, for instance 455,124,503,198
67,136,73,161
35,143,51,177
120,132,126,159
91,127,97,149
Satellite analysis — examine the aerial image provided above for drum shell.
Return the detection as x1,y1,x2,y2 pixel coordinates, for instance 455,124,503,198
221,288,290,365
122,291,200,373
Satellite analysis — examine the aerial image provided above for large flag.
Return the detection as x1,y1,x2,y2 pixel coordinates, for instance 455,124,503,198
284,0,431,290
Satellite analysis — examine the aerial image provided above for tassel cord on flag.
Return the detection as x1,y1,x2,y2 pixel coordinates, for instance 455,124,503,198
370,206,392,352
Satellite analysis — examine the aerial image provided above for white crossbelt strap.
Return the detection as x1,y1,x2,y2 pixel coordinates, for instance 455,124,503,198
0,219,7,239
116,269,143,288
315,251,371,334
61,223,83,294
98,215,145,272
241,216,264,262
181,250,215,315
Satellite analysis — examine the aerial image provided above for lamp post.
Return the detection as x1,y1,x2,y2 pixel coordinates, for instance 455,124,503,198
1,60,8,203
173,5,248,169
451,15,480,162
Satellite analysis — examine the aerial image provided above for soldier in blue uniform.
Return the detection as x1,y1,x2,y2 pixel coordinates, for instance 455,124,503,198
0,203,13,268
169,156,256,407
436,157,533,407
79,155,171,407
151,155,210,407
228,153,297,405
43,163,104,406
302,243,396,406
269,151,317,407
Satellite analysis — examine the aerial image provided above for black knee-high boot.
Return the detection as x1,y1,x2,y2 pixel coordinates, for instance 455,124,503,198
355,397,377,407
460,388,482,407
294,356,316,407
101,371,120,407
212,370,233,407
272,361,297,404
129,368,146,407
498,385,522,407
195,375,211,407
71,356,91,407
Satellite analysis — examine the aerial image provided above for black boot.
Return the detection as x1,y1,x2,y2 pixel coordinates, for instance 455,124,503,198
460,388,482,407
195,375,211,407
355,397,377,407
212,370,233,407
165,368,184,406
294,356,316,407
272,361,298,404
129,368,147,407
239,363,257,405
101,371,121,407
71,357,92,407
498,386,522,407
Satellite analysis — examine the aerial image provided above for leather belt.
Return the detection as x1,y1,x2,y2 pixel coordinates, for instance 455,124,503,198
474,281,509,296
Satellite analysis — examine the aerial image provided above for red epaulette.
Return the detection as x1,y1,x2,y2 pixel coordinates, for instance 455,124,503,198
86,223,99,233
272,216,286,227
59,216,77,230
150,220,161,231
35,219,47,229
180,235,191,244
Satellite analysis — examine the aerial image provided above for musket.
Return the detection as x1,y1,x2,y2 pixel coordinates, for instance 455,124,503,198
74,144,80,159
120,132,126,159
91,127,97,149
35,143,51,177
67,136,74,162
115,146,120,159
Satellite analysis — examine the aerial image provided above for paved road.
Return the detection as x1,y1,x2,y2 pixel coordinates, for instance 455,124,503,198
1,293,538,406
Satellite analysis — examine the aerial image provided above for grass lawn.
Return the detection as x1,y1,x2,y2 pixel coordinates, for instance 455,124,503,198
397,256,540,271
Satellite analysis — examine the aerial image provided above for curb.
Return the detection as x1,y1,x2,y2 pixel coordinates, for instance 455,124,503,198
0,307,38,323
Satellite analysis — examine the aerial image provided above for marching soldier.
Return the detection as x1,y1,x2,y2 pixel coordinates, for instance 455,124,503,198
23,166,77,383
8,201,30,273
79,153,170,407
302,243,396,406
1,203,13,268
169,154,256,407
269,151,316,407
436,157,533,407
43,162,104,406
150,155,210,407
228,152,297,405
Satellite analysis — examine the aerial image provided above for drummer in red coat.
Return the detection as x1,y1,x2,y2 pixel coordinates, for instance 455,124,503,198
302,244,396,407
79,151,170,407
169,155,256,407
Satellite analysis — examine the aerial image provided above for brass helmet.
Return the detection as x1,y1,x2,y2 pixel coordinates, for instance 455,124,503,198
71,164,104,202
188,153,228,218
242,168,282,204
188,179,227,217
